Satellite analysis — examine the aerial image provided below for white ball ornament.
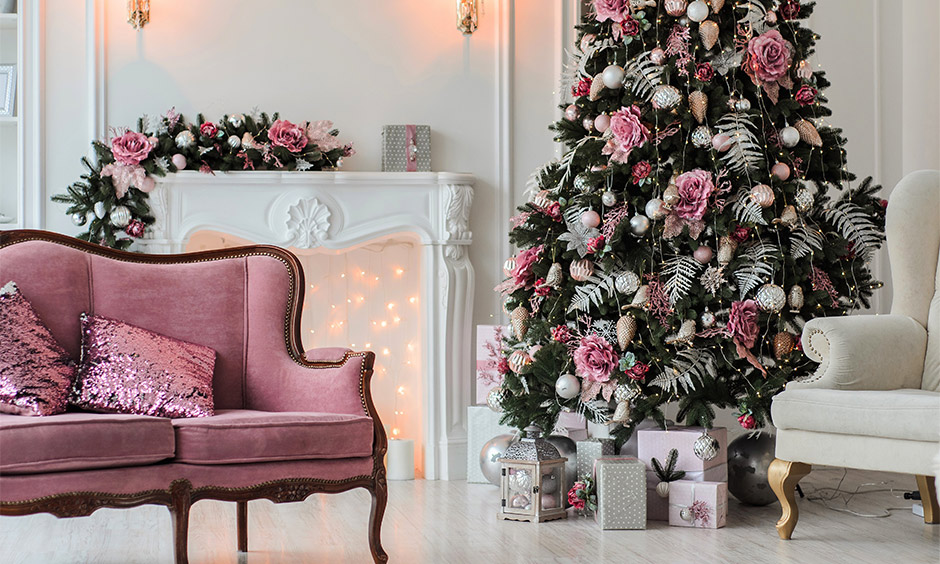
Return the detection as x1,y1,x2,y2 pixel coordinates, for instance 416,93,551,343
780,126,801,148
227,135,241,149
756,283,787,313
602,191,617,207
687,0,710,22
93,201,107,219
645,198,668,220
171,153,187,170
582,116,595,131
175,130,196,149
564,104,581,122
734,98,752,112
108,205,132,228
602,64,626,89
629,214,651,236
691,125,713,148
487,387,507,412
227,114,245,128
700,310,716,328
555,374,581,399
581,210,601,229
615,271,641,294
594,114,611,133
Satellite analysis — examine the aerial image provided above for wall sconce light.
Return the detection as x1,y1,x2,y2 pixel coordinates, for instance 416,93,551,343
456,0,480,35
128,0,150,30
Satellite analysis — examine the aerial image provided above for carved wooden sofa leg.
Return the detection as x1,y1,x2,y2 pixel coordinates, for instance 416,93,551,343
237,501,249,552
915,475,939,524
768,458,812,540
368,468,389,564
168,481,193,564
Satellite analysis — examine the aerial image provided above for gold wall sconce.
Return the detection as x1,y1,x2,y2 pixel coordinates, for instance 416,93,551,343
456,0,480,35
128,0,150,30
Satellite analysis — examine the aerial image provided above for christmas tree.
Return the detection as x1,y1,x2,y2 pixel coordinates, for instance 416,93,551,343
495,0,886,444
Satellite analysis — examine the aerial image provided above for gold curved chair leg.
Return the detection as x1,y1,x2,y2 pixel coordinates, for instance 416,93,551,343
915,475,939,524
768,458,812,540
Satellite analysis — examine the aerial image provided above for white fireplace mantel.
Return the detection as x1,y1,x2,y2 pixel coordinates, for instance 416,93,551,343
137,171,474,480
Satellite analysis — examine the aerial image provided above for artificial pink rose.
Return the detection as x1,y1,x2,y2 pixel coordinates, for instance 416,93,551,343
632,161,652,182
610,105,650,151
695,63,715,82
124,219,146,238
727,299,760,349
628,362,649,381
510,245,543,288
731,226,751,243
551,325,571,343
199,122,218,138
111,131,155,166
568,483,586,509
621,16,640,36
573,334,619,383
779,0,800,19
572,78,592,97
544,202,563,221
738,414,757,430
587,235,605,254
673,169,715,221
268,119,309,153
593,0,626,22
746,30,793,83
794,85,817,106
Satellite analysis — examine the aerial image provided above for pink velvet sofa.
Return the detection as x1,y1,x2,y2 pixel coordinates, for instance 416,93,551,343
0,230,388,563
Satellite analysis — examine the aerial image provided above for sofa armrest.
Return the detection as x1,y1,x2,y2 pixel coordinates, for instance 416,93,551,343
790,315,927,391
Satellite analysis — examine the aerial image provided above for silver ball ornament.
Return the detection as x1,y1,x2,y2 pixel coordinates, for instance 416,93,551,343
573,173,596,193
601,191,617,207
227,114,244,128
227,135,241,149
602,64,626,89
795,187,814,212
540,472,559,495
680,507,693,521
108,205,132,228
728,433,778,506
93,201,107,219
780,126,800,148
614,271,641,294
700,310,716,328
678,15,691,26
693,430,721,461
645,198,668,220
691,125,713,148
614,383,638,404
175,130,196,149
582,116,595,131
554,373,581,399
487,386,507,412
652,85,683,110
756,283,787,313
480,434,517,486
734,98,752,112
71,212,87,226
629,214,651,236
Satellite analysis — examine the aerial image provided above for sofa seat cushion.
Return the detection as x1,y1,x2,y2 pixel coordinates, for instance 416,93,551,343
772,388,940,443
172,409,374,464
0,412,175,475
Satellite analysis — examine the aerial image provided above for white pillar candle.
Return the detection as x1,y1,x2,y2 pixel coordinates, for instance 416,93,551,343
387,438,415,481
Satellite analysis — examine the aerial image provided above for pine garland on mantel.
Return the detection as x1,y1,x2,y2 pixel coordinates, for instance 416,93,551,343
52,108,354,250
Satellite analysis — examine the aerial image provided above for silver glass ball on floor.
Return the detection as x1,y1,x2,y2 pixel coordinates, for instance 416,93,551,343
480,434,517,486
727,432,778,506
545,435,577,501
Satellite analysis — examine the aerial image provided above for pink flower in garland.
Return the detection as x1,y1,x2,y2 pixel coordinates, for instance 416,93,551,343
510,245,543,288
603,105,650,164
738,413,757,429
745,29,794,104
111,131,155,166
694,63,714,82
731,226,752,243
124,219,146,238
631,161,652,183
268,119,309,153
305,120,345,152
593,0,626,23
199,122,218,138
551,325,571,343
574,334,619,383
100,162,154,199
664,169,714,239
794,85,817,106
728,300,760,350
572,78,592,97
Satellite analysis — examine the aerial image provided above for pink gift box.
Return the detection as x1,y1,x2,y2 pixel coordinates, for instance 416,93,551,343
475,325,506,404
667,480,728,529
637,426,728,473
645,465,727,521
555,411,587,441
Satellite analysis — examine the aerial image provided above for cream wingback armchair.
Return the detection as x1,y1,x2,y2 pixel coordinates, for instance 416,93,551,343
769,170,940,540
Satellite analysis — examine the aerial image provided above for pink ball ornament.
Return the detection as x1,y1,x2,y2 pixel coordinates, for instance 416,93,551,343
581,210,601,229
528,344,543,356
712,133,733,152
650,48,667,65
771,162,791,181
693,245,714,264
594,114,611,133
171,153,187,170
541,495,559,510
582,116,595,131
564,104,581,122
139,176,156,193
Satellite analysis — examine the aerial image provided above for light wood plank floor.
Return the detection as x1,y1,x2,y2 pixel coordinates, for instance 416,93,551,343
1,468,938,563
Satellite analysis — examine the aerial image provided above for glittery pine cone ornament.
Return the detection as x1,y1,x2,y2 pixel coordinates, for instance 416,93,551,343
794,119,823,147
510,306,530,340
773,332,797,360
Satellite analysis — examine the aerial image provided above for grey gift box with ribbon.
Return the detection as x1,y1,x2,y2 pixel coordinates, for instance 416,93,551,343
382,125,431,172
594,457,647,530
576,438,616,480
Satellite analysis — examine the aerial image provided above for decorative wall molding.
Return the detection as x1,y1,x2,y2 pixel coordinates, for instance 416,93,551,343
136,171,475,480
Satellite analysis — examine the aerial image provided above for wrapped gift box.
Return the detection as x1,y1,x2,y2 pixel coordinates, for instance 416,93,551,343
645,465,727,521
576,439,616,481
668,480,728,529
554,411,587,441
382,125,431,172
594,457,647,530
475,325,506,405
467,406,516,484
637,426,728,474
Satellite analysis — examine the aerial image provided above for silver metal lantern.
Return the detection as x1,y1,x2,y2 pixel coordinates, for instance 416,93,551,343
498,426,568,523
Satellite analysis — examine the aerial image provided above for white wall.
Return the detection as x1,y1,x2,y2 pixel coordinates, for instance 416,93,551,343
30,0,940,398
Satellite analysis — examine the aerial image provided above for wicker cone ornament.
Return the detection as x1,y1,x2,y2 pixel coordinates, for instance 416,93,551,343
689,91,708,124
773,332,797,360
699,21,719,50
710,0,725,12
510,306,530,340
545,262,564,288
794,119,823,147
616,315,638,351
717,235,738,265
589,74,606,101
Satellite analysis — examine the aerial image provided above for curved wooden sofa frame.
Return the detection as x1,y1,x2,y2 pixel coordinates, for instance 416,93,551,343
0,230,389,564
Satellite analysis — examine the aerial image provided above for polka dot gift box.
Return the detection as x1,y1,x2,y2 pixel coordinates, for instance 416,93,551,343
594,456,647,530
381,125,431,172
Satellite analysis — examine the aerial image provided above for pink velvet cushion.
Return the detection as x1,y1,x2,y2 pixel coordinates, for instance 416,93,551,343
71,314,216,418
0,412,175,475
172,409,374,464
0,281,76,416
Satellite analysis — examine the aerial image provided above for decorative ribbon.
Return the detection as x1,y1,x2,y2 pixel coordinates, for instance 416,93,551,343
405,124,418,172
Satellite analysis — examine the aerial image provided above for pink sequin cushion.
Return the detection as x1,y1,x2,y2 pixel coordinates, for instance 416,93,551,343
71,314,216,418
0,281,77,416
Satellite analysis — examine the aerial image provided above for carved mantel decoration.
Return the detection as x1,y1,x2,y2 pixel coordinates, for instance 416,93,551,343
137,171,475,480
